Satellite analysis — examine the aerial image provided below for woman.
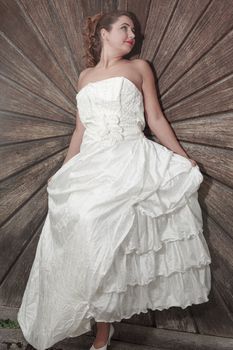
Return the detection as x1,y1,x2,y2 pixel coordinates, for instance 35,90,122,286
17,10,211,350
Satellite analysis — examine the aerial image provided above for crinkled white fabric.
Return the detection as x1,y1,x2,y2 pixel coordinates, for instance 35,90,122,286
17,76,212,350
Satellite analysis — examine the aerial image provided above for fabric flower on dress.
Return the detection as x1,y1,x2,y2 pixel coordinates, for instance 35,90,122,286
104,114,125,141
86,114,125,143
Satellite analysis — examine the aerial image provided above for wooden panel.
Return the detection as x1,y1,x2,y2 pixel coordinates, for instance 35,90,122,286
35,0,84,73
155,306,196,333
0,218,44,306
0,329,27,348
203,214,233,318
109,322,233,350
122,309,154,327
179,142,233,188
192,214,233,337
165,75,233,122
193,277,233,338
0,32,74,113
199,176,233,239
152,0,210,76
158,0,233,94
20,0,79,89
0,136,70,180
0,75,75,123
163,28,233,106
141,0,176,60
0,185,48,283
172,114,233,149
0,149,66,225
0,113,74,145
0,0,75,102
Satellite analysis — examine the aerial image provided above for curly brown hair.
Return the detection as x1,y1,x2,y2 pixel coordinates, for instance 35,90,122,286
81,10,138,68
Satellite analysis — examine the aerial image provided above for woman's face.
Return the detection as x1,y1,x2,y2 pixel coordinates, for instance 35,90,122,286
101,15,136,54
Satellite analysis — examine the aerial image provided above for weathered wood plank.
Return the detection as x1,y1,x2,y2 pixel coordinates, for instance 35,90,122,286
179,142,233,187
0,113,74,145
188,214,233,338
0,149,66,224
0,75,75,123
199,175,233,239
141,0,177,61
0,136,70,181
152,0,209,76
192,280,233,338
0,329,27,348
50,0,85,73
0,0,75,102
0,218,44,306
172,114,233,149
1,321,233,350
155,306,196,333
163,28,233,106
0,32,74,114
20,0,79,89
202,214,233,318
0,185,48,282
0,305,19,321
92,322,233,350
121,309,154,327
165,75,233,122
158,0,233,95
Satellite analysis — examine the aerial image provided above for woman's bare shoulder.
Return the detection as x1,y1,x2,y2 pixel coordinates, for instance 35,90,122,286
131,58,151,73
76,68,94,90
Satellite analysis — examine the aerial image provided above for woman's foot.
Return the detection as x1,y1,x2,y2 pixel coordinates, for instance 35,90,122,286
93,322,110,348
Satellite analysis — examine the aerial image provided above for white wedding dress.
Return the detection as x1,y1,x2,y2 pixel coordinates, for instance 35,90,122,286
17,76,212,350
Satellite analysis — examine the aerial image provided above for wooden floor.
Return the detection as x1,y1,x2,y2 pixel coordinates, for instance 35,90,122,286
1,320,233,350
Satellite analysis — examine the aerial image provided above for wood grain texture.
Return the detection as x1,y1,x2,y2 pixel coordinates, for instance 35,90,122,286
0,186,48,282
0,33,75,114
0,136,71,180
199,176,233,239
191,214,233,338
0,0,76,102
0,113,74,145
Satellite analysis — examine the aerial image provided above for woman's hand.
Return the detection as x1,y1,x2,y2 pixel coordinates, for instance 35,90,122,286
47,176,53,184
188,158,197,167
180,153,197,167
183,155,197,167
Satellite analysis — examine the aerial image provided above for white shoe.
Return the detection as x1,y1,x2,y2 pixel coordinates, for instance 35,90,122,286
89,323,114,349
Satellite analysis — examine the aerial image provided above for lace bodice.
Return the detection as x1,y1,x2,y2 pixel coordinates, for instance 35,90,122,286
76,76,146,144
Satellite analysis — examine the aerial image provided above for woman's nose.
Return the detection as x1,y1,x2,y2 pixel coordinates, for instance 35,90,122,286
129,31,135,39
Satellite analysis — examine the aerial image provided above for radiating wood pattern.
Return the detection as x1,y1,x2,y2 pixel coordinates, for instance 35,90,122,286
0,0,233,348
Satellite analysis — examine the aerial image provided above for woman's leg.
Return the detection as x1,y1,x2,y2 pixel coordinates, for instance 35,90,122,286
93,322,111,348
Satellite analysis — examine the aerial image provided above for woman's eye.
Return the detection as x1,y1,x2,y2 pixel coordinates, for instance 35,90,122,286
121,26,135,33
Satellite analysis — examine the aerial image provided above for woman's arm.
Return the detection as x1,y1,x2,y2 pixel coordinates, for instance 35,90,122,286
48,72,88,183
47,109,86,183
146,112,188,158
62,109,86,166
137,59,196,163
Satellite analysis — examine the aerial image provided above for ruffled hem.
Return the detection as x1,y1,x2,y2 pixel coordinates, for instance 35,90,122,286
18,263,211,349
98,230,211,294
122,192,203,255
70,264,211,330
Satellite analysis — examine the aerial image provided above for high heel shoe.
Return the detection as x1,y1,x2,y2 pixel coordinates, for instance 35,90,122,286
89,323,114,350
